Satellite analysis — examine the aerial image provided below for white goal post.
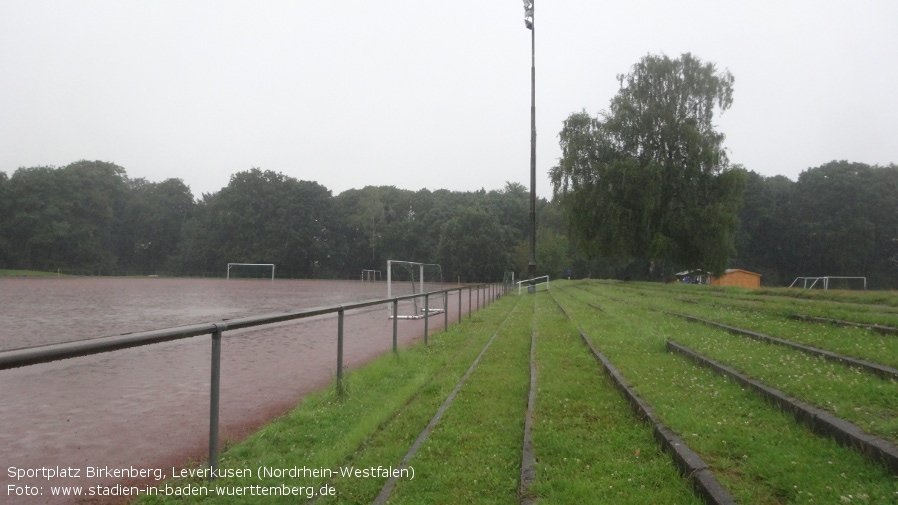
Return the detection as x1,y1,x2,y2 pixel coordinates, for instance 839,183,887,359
227,263,275,280
387,260,445,319
789,276,866,290
361,269,382,281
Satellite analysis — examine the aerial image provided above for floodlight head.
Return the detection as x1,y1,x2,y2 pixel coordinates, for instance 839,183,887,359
523,0,533,29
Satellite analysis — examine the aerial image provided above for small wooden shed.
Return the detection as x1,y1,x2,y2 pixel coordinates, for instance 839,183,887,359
711,269,762,289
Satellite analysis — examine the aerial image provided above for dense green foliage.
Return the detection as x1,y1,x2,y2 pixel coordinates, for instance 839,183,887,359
548,52,897,287
0,163,568,281
551,54,746,276
735,161,898,288
1,157,896,286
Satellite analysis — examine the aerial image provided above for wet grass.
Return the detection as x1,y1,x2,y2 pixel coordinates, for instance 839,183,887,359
379,292,533,504
137,298,519,504
607,280,898,327
529,293,701,504
584,281,898,369
136,280,898,504
552,284,898,503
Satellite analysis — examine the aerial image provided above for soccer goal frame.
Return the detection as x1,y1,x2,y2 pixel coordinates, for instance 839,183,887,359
789,276,866,290
361,269,382,281
227,263,275,281
387,260,445,319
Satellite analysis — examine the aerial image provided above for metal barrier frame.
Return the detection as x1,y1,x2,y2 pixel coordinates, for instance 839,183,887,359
0,282,510,478
788,276,867,290
516,275,550,295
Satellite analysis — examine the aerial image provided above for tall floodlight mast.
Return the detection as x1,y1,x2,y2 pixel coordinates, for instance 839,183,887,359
524,0,537,278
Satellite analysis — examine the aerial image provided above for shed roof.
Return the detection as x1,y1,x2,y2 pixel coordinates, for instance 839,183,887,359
721,269,762,277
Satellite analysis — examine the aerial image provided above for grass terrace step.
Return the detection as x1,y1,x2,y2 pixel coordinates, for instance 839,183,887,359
788,314,898,337
597,279,898,327
654,311,898,446
668,311,898,381
531,293,704,504
583,281,898,370
667,339,898,475
551,283,898,503
379,294,533,504
137,297,520,505
135,281,898,504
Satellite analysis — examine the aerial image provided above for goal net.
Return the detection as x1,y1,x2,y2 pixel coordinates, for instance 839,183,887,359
387,260,445,319
227,263,275,280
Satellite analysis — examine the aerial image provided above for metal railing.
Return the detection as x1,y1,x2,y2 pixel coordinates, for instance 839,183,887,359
516,275,550,295
0,282,510,477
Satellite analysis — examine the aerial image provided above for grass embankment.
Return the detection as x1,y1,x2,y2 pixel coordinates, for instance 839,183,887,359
659,295,898,369
138,297,519,505
553,283,897,503
378,291,701,504
529,293,701,504
137,280,898,504
590,282,898,442
370,289,533,504
609,280,898,327
137,288,709,504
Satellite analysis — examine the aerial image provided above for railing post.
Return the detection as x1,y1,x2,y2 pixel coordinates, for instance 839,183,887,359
392,299,398,354
424,293,429,344
477,285,480,312
458,288,462,324
209,328,222,480
443,291,448,332
337,307,344,392
468,287,472,319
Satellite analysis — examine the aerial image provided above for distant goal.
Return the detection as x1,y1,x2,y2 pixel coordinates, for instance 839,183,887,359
387,260,445,319
789,276,866,290
361,269,382,281
227,263,275,280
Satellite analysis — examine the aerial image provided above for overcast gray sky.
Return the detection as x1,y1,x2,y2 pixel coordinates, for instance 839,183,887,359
2,1,896,199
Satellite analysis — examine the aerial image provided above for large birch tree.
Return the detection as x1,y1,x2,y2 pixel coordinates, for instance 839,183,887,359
551,53,745,276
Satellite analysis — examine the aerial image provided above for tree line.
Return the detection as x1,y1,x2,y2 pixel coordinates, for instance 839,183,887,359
0,161,571,282
3,53,896,287
1,158,895,287
736,161,898,289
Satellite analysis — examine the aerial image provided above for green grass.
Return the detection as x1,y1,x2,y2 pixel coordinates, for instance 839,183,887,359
607,280,898,327
381,292,533,504
135,280,898,504
592,282,898,445
551,284,898,504
582,281,898,369
666,321,898,443
529,293,701,504
137,297,520,504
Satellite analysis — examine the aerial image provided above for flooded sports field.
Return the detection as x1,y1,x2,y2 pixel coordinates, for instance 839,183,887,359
0,277,476,505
